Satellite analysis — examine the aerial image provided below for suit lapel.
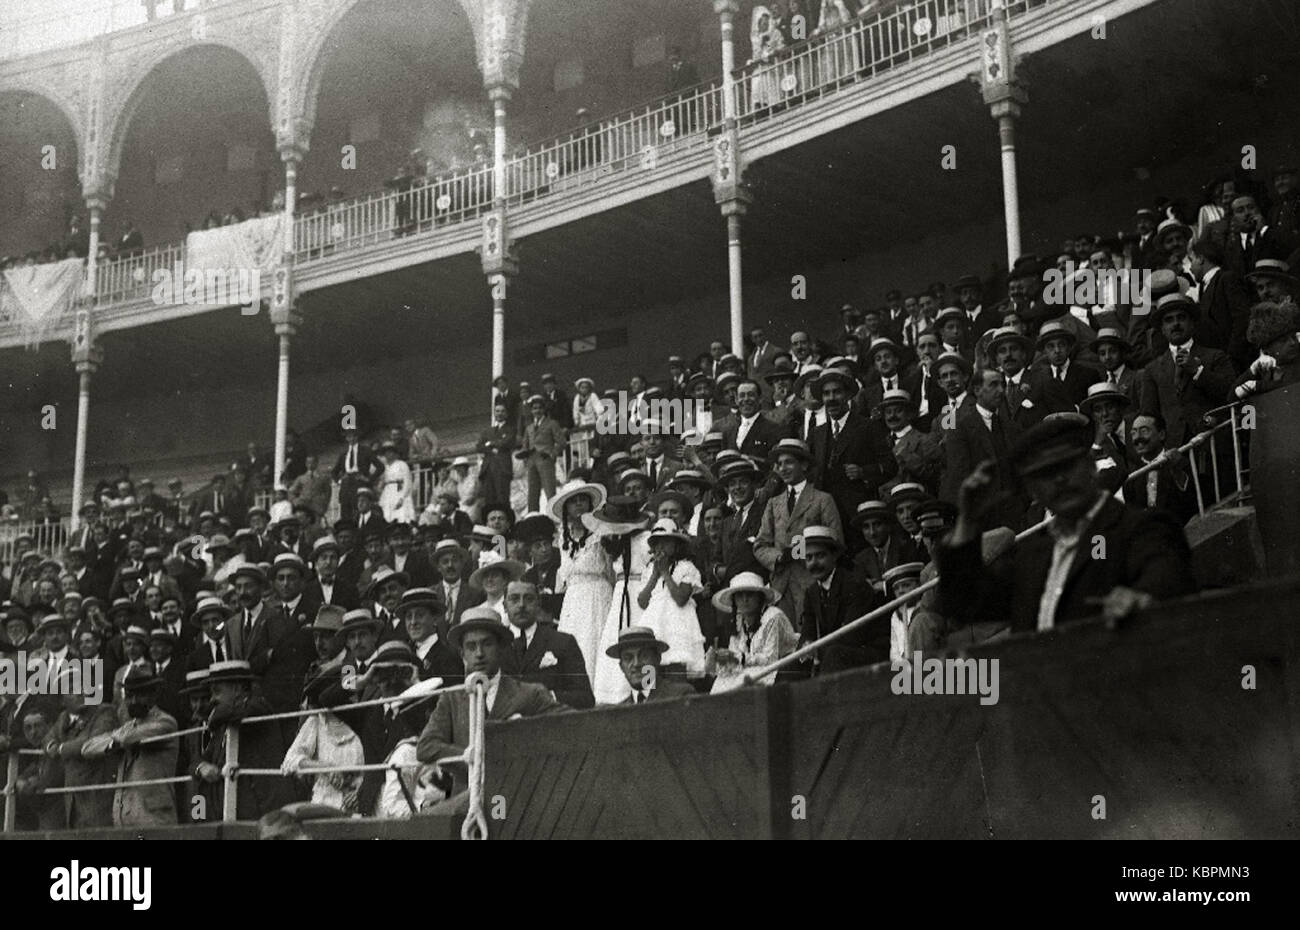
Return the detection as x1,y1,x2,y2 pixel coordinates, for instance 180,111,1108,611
521,627,547,671
491,676,520,720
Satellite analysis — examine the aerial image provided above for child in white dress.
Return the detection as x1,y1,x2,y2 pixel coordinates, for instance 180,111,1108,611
636,519,706,677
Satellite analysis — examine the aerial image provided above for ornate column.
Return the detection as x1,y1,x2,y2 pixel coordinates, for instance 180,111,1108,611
272,143,305,486
713,0,750,358
480,1,523,415
69,309,103,533
977,9,1028,268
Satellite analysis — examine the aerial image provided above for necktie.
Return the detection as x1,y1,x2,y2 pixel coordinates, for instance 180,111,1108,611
1112,432,1125,457
1056,367,1066,383
636,691,646,704
786,486,797,515
514,634,527,662
446,584,456,616
212,642,223,663
347,445,357,473
648,460,658,485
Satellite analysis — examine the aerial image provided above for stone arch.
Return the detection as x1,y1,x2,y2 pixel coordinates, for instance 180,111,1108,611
0,80,85,160
102,36,278,186
292,0,485,138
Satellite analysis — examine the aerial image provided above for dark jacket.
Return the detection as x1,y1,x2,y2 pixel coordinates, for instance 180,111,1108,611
500,624,594,710
799,567,885,674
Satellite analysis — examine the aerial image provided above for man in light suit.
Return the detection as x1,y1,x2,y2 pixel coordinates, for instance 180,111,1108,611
520,395,567,511
754,439,843,625
501,581,593,709
609,627,697,704
81,667,178,827
416,609,566,793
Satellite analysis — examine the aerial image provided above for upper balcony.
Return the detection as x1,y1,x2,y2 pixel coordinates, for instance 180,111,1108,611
0,0,1126,348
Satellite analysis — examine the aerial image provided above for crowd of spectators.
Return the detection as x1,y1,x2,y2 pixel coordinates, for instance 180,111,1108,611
2,123,1299,830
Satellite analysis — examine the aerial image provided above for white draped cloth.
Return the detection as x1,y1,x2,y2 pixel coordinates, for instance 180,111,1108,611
185,215,284,276
1,258,85,347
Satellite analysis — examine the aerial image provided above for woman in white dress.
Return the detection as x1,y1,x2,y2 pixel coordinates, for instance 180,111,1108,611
551,481,614,681
588,497,654,704
748,6,787,110
377,442,415,524
815,0,860,84
708,571,798,693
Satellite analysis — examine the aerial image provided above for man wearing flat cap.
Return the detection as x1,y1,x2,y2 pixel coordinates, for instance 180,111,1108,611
416,607,566,793
939,415,1195,635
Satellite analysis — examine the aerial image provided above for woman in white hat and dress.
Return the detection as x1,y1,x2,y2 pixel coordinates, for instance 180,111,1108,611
550,482,614,681
377,441,416,524
708,571,798,693
588,497,655,704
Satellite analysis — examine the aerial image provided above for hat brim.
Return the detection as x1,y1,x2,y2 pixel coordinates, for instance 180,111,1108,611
366,570,411,595
711,584,777,613
581,511,650,536
1079,391,1130,413
550,483,608,522
468,560,527,588
447,618,513,650
605,636,670,659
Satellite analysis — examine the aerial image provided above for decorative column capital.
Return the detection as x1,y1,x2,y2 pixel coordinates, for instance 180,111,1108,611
712,0,742,17
480,211,519,277
278,142,307,166
487,84,514,105
710,132,750,205
270,271,300,325
272,303,302,338
70,307,101,368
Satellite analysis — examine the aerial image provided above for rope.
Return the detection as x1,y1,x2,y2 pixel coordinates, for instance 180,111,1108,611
744,420,1237,684
460,671,489,841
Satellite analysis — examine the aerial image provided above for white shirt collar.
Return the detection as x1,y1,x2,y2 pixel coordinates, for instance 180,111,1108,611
414,632,440,660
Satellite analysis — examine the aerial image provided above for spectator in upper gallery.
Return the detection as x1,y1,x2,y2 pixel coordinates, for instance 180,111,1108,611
666,46,700,95
405,418,439,468
116,221,144,257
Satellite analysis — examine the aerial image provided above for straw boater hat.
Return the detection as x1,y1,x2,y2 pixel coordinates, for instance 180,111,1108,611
873,388,915,415
179,669,211,696
617,469,653,491
1156,216,1193,243
718,458,762,483
1245,257,1299,286
1090,327,1132,354
934,351,971,377
397,588,441,617
1150,292,1198,326
311,536,340,558
817,366,859,395
191,595,228,629
339,609,382,636
986,327,1031,356
800,525,844,554
1035,319,1077,349
272,553,308,578
604,625,669,659
550,481,608,523
881,562,925,595
369,640,418,669
432,538,472,566
934,306,967,329
769,438,814,463
867,337,902,361
1078,380,1130,415
108,597,136,621
366,565,411,597
711,571,778,613
667,469,711,492
850,500,894,528
468,553,527,589
122,624,151,647
207,659,257,684
583,496,652,536
792,364,824,398
447,606,515,650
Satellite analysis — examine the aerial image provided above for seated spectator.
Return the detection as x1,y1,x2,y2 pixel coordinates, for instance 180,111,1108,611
501,580,593,709
607,626,697,704
798,525,884,674
1234,301,1300,398
707,572,797,692
940,415,1196,634
1124,414,1197,526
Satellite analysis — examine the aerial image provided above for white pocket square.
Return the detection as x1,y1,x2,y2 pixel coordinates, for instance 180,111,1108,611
539,651,559,669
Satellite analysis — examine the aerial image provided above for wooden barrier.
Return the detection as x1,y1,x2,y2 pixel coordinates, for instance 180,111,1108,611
485,576,1300,840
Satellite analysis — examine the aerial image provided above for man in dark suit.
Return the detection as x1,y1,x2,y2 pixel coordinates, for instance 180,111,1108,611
147,628,190,727
539,373,573,430
224,565,299,712
387,522,434,588
431,539,484,632
1025,320,1102,414
722,378,790,460
307,535,356,610
714,459,769,586
798,526,884,675
938,415,1196,635
478,400,516,515
809,368,897,536
186,596,230,670
398,588,462,685
608,626,697,704
268,553,322,631
1190,236,1254,372
1089,327,1141,407
333,429,380,522
1224,194,1285,282
353,488,387,538
857,337,921,415
747,327,782,384
1137,294,1237,446
1124,413,1198,526
940,368,1026,530
501,581,593,709
416,610,566,793
848,500,923,590
955,273,1001,342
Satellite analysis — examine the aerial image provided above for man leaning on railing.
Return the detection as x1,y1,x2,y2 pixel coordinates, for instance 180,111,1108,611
938,415,1197,637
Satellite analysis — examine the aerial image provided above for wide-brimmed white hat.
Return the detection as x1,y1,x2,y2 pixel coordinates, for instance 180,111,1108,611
549,481,607,523
711,571,778,613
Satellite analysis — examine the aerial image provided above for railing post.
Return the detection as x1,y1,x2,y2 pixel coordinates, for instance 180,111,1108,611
222,722,240,823
1231,406,1246,496
3,751,18,833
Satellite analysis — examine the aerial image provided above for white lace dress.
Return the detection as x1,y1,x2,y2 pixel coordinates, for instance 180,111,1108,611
593,529,652,705
555,528,614,682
